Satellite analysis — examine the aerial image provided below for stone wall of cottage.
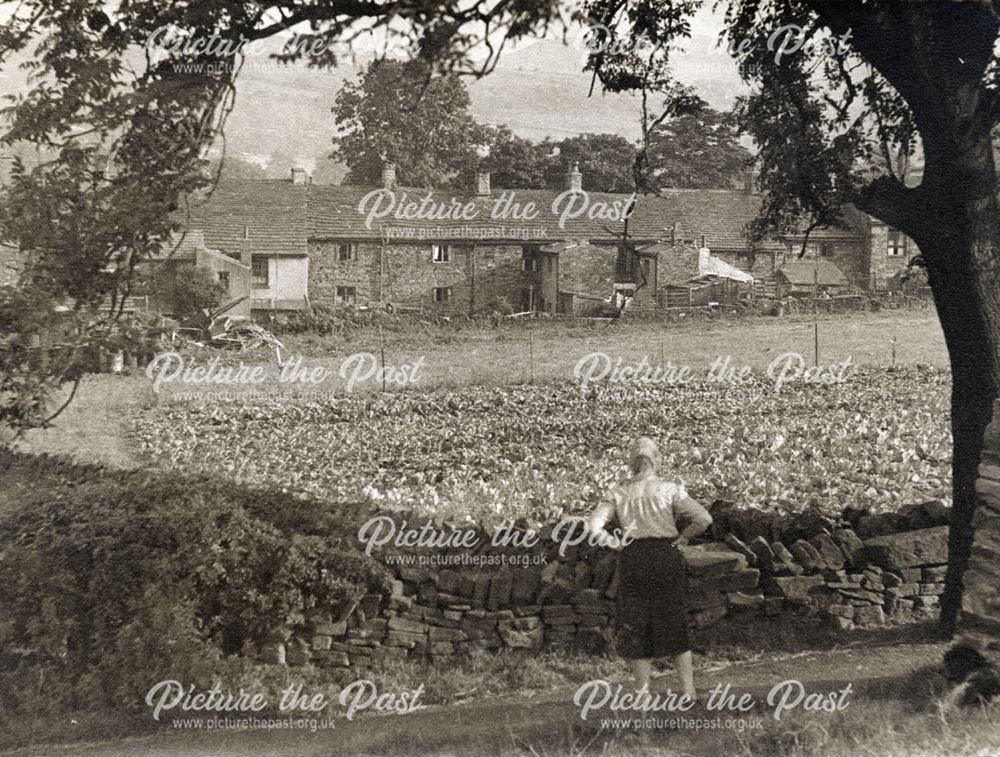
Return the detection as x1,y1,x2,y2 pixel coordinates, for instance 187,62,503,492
657,243,703,286
825,240,869,290
557,242,623,314
258,501,952,669
308,241,528,313
868,223,915,290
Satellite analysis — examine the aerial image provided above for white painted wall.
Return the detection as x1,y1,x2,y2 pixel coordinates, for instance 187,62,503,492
252,255,309,304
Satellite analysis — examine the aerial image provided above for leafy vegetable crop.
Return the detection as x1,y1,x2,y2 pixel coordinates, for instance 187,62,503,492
132,366,951,529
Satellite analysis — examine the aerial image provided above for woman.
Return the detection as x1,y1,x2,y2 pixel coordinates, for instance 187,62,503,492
588,437,713,698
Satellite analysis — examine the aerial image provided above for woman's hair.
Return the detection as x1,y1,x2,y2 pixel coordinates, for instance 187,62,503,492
629,437,660,474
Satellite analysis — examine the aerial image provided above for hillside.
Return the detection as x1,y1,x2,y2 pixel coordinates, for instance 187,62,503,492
0,29,746,183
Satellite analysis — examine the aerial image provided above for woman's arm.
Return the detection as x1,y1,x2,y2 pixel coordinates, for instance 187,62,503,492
671,493,713,546
588,499,618,548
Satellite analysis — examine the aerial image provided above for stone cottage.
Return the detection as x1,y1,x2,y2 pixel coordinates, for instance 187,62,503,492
172,165,920,319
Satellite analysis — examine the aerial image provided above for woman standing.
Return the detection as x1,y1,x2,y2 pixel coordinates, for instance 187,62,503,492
588,437,713,698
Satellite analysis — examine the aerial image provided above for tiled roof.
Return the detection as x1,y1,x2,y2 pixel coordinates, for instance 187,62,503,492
653,189,787,252
777,258,850,287
184,180,309,256
179,180,866,253
307,184,671,242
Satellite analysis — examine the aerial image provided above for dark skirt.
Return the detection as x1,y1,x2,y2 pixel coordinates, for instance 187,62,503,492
616,538,691,659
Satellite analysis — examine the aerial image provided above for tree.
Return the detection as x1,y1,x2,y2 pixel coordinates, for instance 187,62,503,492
141,264,227,323
469,124,550,189
582,0,1000,637
0,144,200,430
543,133,638,193
332,59,483,188
646,100,752,189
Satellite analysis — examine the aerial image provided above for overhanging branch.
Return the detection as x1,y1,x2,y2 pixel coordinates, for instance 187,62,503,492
852,174,931,247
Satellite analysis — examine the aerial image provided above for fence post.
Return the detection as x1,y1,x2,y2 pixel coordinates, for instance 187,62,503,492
379,323,387,393
528,328,534,385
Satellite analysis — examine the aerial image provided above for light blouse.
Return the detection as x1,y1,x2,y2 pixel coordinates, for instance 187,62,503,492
588,472,712,540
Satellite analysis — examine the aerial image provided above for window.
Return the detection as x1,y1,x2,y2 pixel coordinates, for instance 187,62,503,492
251,255,269,287
433,287,452,303
217,271,230,291
820,242,835,258
337,243,358,261
336,286,357,305
641,258,651,282
615,248,635,276
887,228,906,256
431,244,450,263
521,249,538,272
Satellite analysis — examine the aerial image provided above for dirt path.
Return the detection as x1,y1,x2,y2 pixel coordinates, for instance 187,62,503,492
10,374,151,469
20,642,946,757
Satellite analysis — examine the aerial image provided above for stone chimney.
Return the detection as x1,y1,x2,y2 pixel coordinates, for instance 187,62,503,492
743,169,760,195
698,246,711,275
476,171,491,196
568,162,583,192
382,163,397,190
290,167,311,185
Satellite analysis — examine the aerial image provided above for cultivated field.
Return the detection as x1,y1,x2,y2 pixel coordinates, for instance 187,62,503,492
134,367,951,525
16,310,951,492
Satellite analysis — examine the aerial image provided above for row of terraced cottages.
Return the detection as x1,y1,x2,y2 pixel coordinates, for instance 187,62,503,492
160,165,918,321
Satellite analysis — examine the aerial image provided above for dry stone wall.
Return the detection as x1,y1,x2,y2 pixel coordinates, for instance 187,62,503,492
260,502,952,671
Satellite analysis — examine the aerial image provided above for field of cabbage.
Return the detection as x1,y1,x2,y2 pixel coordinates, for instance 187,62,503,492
131,364,951,528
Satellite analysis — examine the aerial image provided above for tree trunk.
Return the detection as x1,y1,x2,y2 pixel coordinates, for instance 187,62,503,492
918,140,1000,634
862,120,1000,634
927,243,998,633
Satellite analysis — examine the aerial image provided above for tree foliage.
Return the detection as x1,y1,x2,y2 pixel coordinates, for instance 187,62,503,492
646,99,752,189
140,264,227,323
332,58,483,188
332,62,745,193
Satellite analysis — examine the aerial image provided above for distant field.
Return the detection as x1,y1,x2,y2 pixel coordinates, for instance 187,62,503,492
14,308,949,470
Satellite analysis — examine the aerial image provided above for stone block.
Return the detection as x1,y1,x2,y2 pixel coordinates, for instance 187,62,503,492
387,616,428,634
832,528,866,568
681,545,748,578
725,534,758,566
789,539,823,573
498,617,544,649
771,542,803,575
809,533,845,571
311,634,333,651
771,575,825,601
727,592,765,610
864,526,949,570
853,605,886,627
428,627,468,643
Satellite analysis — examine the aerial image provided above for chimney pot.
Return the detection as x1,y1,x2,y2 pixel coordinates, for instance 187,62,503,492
568,162,583,192
382,162,397,190
476,171,491,196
